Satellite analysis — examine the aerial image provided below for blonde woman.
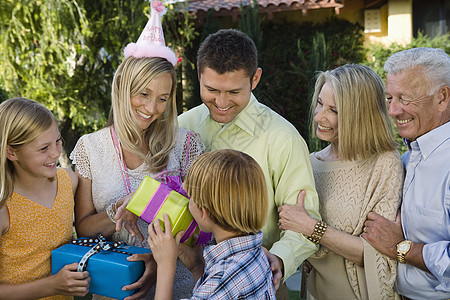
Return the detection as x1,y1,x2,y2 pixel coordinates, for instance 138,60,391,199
278,64,403,299
70,57,205,300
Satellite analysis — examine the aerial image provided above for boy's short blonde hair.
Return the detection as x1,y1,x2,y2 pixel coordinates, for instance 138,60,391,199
184,149,268,235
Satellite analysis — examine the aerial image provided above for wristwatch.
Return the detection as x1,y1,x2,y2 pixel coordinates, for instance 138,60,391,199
396,240,412,263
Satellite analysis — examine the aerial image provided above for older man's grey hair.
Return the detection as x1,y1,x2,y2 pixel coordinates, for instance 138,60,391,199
384,47,450,93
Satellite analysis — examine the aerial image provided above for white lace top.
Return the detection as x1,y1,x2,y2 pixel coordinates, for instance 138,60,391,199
70,126,205,300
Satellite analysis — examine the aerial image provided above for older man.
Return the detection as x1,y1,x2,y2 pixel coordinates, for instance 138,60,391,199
362,48,450,299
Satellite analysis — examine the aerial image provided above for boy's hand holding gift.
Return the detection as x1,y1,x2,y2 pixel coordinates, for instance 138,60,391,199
148,214,183,267
147,214,184,300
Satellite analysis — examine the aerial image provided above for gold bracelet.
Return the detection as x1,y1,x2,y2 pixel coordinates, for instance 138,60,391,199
106,203,117,224
307,220,327,245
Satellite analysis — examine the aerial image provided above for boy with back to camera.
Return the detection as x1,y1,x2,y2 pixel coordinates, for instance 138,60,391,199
147,149,276,299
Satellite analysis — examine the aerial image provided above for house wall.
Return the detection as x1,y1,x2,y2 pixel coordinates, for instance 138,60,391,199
387,0,413,44
259,0,413,46
214,0,414,46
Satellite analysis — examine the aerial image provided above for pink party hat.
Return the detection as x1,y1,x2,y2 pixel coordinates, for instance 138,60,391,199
123,1,178,66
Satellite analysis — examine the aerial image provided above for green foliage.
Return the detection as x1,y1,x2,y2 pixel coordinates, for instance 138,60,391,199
238,0,263,51
256,17,365,147
365,31,450,81
291,32,329,152
0,87,8,103
199,10,220,42
299,32,329,76
0,0,197,162
165,1,198,52
163,1,199,114
181,10,220,112
1,0,96,158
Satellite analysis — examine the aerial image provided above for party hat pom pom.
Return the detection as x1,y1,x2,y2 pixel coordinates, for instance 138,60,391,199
151,1,167,15
123,0,177,66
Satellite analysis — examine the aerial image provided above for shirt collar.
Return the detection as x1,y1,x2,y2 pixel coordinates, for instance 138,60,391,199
198,104,212,127
404,121,450,159
203,231,263,267
230,94,259,136
199,94,260,136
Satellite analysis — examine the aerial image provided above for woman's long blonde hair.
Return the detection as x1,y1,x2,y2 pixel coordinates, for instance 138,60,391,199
0,98,57,207
107,57,177,173
310,64,397,161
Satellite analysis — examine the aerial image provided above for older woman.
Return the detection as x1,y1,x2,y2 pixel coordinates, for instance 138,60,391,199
278,64,403,299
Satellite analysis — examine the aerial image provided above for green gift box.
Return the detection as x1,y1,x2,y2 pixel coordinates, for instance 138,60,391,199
126,176,211,246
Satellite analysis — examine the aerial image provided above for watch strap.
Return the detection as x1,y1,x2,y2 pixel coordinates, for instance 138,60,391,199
397,240,412,264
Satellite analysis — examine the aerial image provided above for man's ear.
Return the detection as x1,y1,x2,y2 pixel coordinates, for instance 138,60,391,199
197,63,201,82
437,86,450,111
6,146,17,161
251,68,262,91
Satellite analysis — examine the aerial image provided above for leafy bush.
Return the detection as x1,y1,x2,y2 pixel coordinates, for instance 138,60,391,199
365,31,450,81
0,87,8,103
257,17,365,149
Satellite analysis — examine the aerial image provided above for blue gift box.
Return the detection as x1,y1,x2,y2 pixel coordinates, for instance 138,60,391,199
51,238,151,299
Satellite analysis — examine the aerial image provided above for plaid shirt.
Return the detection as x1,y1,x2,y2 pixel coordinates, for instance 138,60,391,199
188,231,276,299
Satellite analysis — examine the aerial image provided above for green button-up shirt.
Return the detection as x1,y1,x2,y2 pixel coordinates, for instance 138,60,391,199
179,94,320,280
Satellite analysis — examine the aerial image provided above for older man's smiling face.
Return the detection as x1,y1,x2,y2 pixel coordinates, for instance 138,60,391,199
385,66,446,141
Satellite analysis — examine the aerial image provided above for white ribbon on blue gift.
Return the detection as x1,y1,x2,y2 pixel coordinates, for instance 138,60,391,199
74,234,129,272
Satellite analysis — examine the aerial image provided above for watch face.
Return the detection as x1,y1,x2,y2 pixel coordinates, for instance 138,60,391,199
399,243,410,252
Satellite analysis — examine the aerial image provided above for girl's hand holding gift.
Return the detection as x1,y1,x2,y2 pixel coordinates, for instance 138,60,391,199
51,262,90,297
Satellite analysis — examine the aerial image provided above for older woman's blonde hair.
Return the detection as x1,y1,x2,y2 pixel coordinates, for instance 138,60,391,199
0,98,57,207
107,56,177,173
184,149,268,235
310,64,397,161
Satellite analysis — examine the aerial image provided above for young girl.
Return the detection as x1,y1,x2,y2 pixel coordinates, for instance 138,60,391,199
0,98,90,300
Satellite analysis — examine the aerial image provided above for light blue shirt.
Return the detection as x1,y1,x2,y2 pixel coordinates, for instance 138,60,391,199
396,121,450,299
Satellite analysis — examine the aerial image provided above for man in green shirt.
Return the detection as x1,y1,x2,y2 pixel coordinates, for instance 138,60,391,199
179,29,320,299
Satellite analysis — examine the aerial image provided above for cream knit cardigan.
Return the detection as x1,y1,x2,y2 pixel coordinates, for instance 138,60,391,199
307,150,403,300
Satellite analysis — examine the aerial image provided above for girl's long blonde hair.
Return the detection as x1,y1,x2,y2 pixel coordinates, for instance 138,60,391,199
107,57,177,173
0,98,57,207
